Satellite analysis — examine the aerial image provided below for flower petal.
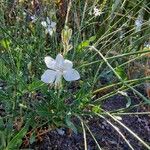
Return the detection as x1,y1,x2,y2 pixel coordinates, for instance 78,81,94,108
63,59,73,70
41,70,56,83
46,17,51,24
55,71,62,85
45,29,48,34
63,69,80,81
55,54,64,69
44,56,56,69
51,21,56,28
41,21,47,28
48,30,53,35
47,27,53,35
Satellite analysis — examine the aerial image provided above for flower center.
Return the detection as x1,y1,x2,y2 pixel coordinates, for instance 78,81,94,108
55,65,64,73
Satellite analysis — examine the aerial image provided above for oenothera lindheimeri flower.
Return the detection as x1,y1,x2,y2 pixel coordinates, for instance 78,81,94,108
144,41,150,49
41,17,56,35
93,7,101,17
30,15,37,23
41,54,80,86
135,18,143,32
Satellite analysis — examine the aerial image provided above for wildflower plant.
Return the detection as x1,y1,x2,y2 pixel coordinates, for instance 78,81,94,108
0,0,150,150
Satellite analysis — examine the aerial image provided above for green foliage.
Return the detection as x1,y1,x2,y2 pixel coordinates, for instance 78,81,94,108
0,0,150,149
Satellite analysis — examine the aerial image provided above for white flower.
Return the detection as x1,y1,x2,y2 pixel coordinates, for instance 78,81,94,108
93,7,101,17
41,54,80,86
119,30,124,41
135,18,143,32
31,15,37,23
41,17,56,35
144,41,150,49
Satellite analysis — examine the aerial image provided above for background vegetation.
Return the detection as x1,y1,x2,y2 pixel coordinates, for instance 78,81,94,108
0,0,150,149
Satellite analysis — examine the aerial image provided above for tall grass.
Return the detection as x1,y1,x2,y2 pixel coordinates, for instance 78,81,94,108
0,0,150,149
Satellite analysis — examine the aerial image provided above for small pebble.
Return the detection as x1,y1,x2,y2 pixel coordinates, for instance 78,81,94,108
56,128,65,136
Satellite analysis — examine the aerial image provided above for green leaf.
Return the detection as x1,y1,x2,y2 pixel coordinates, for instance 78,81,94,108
36,103,53,118
92,105,101,113
0,131,6,149
77,41,90,51
6,119,31,149
28,79,44,92
115,66,127,80
65,114,77,134
0,60,9,77
29,133,36,144
0,117,4,130
77,36,96,51
0,39,11,49
89,36,96,41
